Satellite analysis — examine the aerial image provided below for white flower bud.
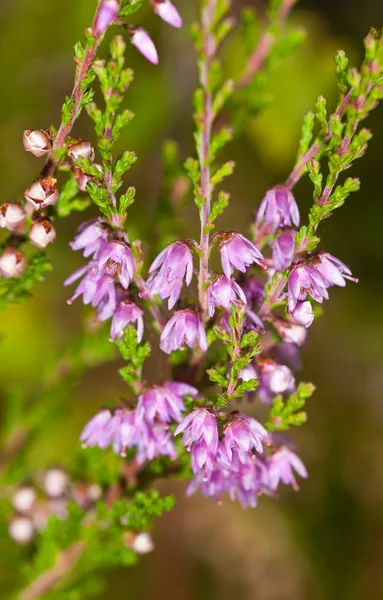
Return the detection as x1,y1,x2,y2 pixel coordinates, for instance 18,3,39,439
12,487,37,513
0,203,26,232
24,177,59,211
29,219,56,249
23,129,52,157
124,531,154,554
0,248,25,278
43,468,68,498
68,140,95,162
9,517,35,544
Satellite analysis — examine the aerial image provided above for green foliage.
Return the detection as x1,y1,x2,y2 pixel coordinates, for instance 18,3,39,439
117,327,151,394
56,176,90,217
266,382,315,431
0,252,52,310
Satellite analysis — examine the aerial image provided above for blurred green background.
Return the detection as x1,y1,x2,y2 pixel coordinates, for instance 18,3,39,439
0,0,383,598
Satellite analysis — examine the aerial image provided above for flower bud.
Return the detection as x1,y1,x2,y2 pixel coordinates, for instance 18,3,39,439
124,531,154,554
24,177,59,210
68,139,95,162
29,219,56,249
9,517,35,544
153,0,182,28
130,27,159,65
12,487,37,513
0,248,25,278
43,468,69,498
23,129,52,157
94,0,120,35
74,164,103,192
290,300,314,328
0,203,25,232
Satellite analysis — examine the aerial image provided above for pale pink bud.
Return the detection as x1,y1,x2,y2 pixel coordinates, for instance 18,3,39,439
12,487,37,513
0,203,25,232
43,468,68,498
68,139,95,162
74,164,103,192
23,129,52,157
153,0,182,28
130,27,159,65
0,248,25,278
29,219,56,249
24,177,59,210
94,0,120,35
8,517,35,544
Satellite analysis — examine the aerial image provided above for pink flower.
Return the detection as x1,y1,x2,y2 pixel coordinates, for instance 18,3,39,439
136,382,197,424
266,447,307,491
256,185,300,232
24,177,59,211
70,218,109,258
272,230,296,271
160,309,207,354
29,219,56,249
289,301,314,328
97,240,135,289
147,241,193,309
287,263,328,312
224,414,268,463
207,276,247,317
130,27,159,65
0,203,25,232
315,252,357,288
0,248,25,278
94,0,119,35
23,129,52,157
110,300,144,342
219,233,265,279
153,0,182,28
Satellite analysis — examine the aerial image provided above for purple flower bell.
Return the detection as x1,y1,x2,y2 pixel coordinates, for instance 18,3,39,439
224,414,268,463
266,446,307,491
70,218,109,258
287,263,328,312
219,233,265,279
290,300,314,328
135,421,177,465
175,408,219,475
207,275,247,317
160,309,207,354
147,241,193,309
97,240,135,289
136,381,197,424
65,262,117,312
94,0,119,35
153,0,182,28
272,230,296,271
110,301,144,342
256,185,300,232
314,252,357,288
130,27,159,64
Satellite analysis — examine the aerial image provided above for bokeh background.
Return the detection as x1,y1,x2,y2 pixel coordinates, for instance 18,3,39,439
0,0,383,598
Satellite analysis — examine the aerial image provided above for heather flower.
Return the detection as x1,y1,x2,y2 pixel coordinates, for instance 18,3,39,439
160,309,207,354
110,301,144,342
9,518,35,545
80,407,137,457
80,409,114,450
272,230,296,271
94,0,119,35
68,139,95,162
238,363,258,383
175,408,219,475
241,276,265,309
153,0,182,28
130,27,159,65
135,421,177,465
219,233,265,279
274,318,307,346
65,262,117,311
266,447,307,491
207,276,247,317
29,219,56,249
97,240,135,289
147,241,193,309
287,263,328,312
0,248,25,278
70,218,109,258
12,487,36,513
256,185,300,232
315,252,357,288
290,300,314,328
23,129,52,157
24,177,59,211
0,203,25,232
258,359,295,395
136,381,197,424
224,414,268,463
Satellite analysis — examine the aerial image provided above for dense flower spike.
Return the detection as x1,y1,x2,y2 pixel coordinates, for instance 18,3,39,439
266,447,307,491
0,203,25,232
147,241,193,309
219,233,265,279
0,248,25,278
130,27,159,64
287,263,328,312
97,240,135,289
256,185,300,232
207,276,247,316
23,129,52,157
94,0,120,35
272,230,296,271
29,219,56,249
110,301,144,342
153,0,182,28
136,382,197,424
24,177,59,211
160,309,207,354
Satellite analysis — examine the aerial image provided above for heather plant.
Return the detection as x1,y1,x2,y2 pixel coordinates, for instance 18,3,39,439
0,0,382,597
